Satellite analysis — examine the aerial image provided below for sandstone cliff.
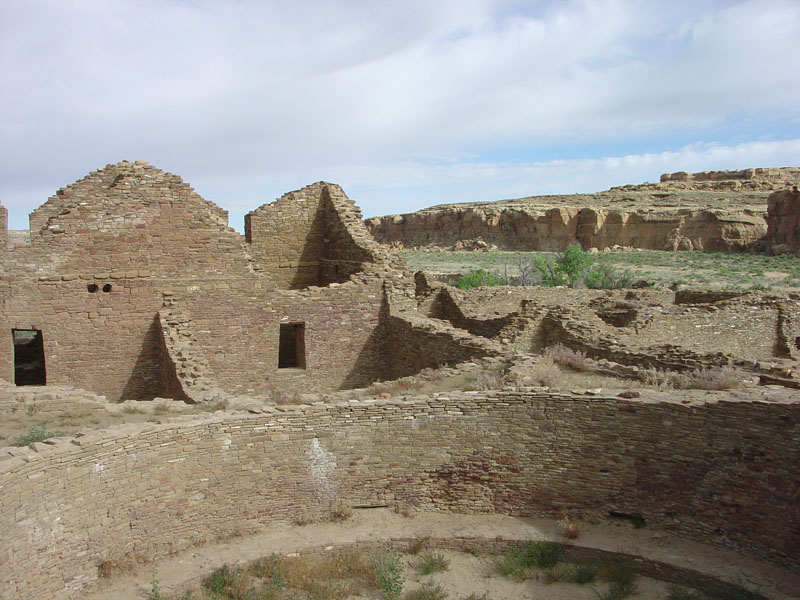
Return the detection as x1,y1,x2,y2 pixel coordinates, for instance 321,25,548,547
765,186,800,251
366,167,800,251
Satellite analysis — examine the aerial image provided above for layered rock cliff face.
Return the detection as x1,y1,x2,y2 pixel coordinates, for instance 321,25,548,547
366,168,800,251
765,186,800,251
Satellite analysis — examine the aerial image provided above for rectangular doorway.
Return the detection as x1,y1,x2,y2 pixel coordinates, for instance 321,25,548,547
278,323,306,369
12,329,46,385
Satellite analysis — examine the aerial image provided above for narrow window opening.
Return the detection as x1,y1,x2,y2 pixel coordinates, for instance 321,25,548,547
87,283,98,293
278,323,306,369
12,329,46,386
102,284,112,293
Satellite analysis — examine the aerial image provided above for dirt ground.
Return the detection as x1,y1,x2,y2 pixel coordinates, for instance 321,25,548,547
84,509,800,600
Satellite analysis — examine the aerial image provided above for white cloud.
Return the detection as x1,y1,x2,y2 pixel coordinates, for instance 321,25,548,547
1,0,798,230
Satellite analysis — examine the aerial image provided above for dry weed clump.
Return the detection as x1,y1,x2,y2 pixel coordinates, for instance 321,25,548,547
558,508,583,539
529,357,563,388
419,367,447,382
97,554,141,578
329,500,354,522
369,377,424,397
544,344,594,372
643,366,746,391
271,389,303,405
472,369,509,391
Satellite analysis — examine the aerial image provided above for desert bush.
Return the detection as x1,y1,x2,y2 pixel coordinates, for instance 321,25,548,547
456,269,505,289
14,423,64,446
371,546,404,599
407,537,429,555
535,243,594,287
597,558,638,599
585,263,635,289
203,564,253,600
666,585,707,600
472,370,507,390
643,366,746,391
544,344,594,371
405,580,449,600
419,367,447,381
329,501,354,522
687,366,746,390
571,562,598,584
415,551,450,575
558,509,582,539
494,540,563,578
528,357,562,388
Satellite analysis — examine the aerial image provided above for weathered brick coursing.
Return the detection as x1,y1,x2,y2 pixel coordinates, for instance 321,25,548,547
0,389,796,599
0,162,415,400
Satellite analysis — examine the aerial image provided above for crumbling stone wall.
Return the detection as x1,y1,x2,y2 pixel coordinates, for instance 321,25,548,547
0,201,7,247
244,182,388,289
1,390,797,599
0,162,415,400
178,285,391,395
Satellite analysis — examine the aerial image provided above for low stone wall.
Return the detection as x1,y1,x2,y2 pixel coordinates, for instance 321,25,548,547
1,390,797,599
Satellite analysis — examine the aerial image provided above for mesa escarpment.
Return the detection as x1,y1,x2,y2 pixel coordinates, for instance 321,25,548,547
366,167,800,251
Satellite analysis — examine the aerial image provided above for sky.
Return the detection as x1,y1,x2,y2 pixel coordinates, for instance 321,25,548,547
1,0,799,232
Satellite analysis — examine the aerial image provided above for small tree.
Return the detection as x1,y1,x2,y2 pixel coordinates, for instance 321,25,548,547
456,269,505,289
534,243,594,288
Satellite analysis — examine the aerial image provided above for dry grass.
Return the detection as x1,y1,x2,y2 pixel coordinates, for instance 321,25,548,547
558,508,583,539
369,377,425,396
152,403,171,414
394,502,417,518
272,389,303,405
329,501,354,522
528,357,563,388
415,550,450,575
407,537,429,555
544,344,594,372
470,370,508,391
96,554,141,578
643,366,747,390
419,367,447,382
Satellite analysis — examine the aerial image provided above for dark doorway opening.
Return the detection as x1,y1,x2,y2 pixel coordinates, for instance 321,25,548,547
12,329,46,386
278,323,306,369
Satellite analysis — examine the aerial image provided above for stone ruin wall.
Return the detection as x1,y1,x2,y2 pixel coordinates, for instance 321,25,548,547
0,202,7,247
0,162,419,401
244,181,401,290
1,388,797,599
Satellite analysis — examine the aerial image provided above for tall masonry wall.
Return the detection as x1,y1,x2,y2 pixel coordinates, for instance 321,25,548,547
0,202,6,247
0,162,412,400
1,391,797,599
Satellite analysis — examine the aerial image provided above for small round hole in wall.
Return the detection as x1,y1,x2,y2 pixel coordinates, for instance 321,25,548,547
102,284,112,293
87,284,98,293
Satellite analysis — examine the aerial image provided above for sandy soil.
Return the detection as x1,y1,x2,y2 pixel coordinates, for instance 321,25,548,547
84,509,800,600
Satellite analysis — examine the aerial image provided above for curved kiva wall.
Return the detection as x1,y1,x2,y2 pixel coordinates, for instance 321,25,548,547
1,391,798,599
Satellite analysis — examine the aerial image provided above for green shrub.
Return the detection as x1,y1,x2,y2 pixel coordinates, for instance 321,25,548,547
455,269,505,289
415,551,450,575
666,585,707,600
535,244,594,287
571,562,598,584
522,541,563,569
13,424,64,446
404,580,449,600
585,263,635,289
371,546,404,599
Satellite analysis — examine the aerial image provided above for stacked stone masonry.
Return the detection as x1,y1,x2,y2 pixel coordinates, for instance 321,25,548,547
0,161,422,400
0,388,797,599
